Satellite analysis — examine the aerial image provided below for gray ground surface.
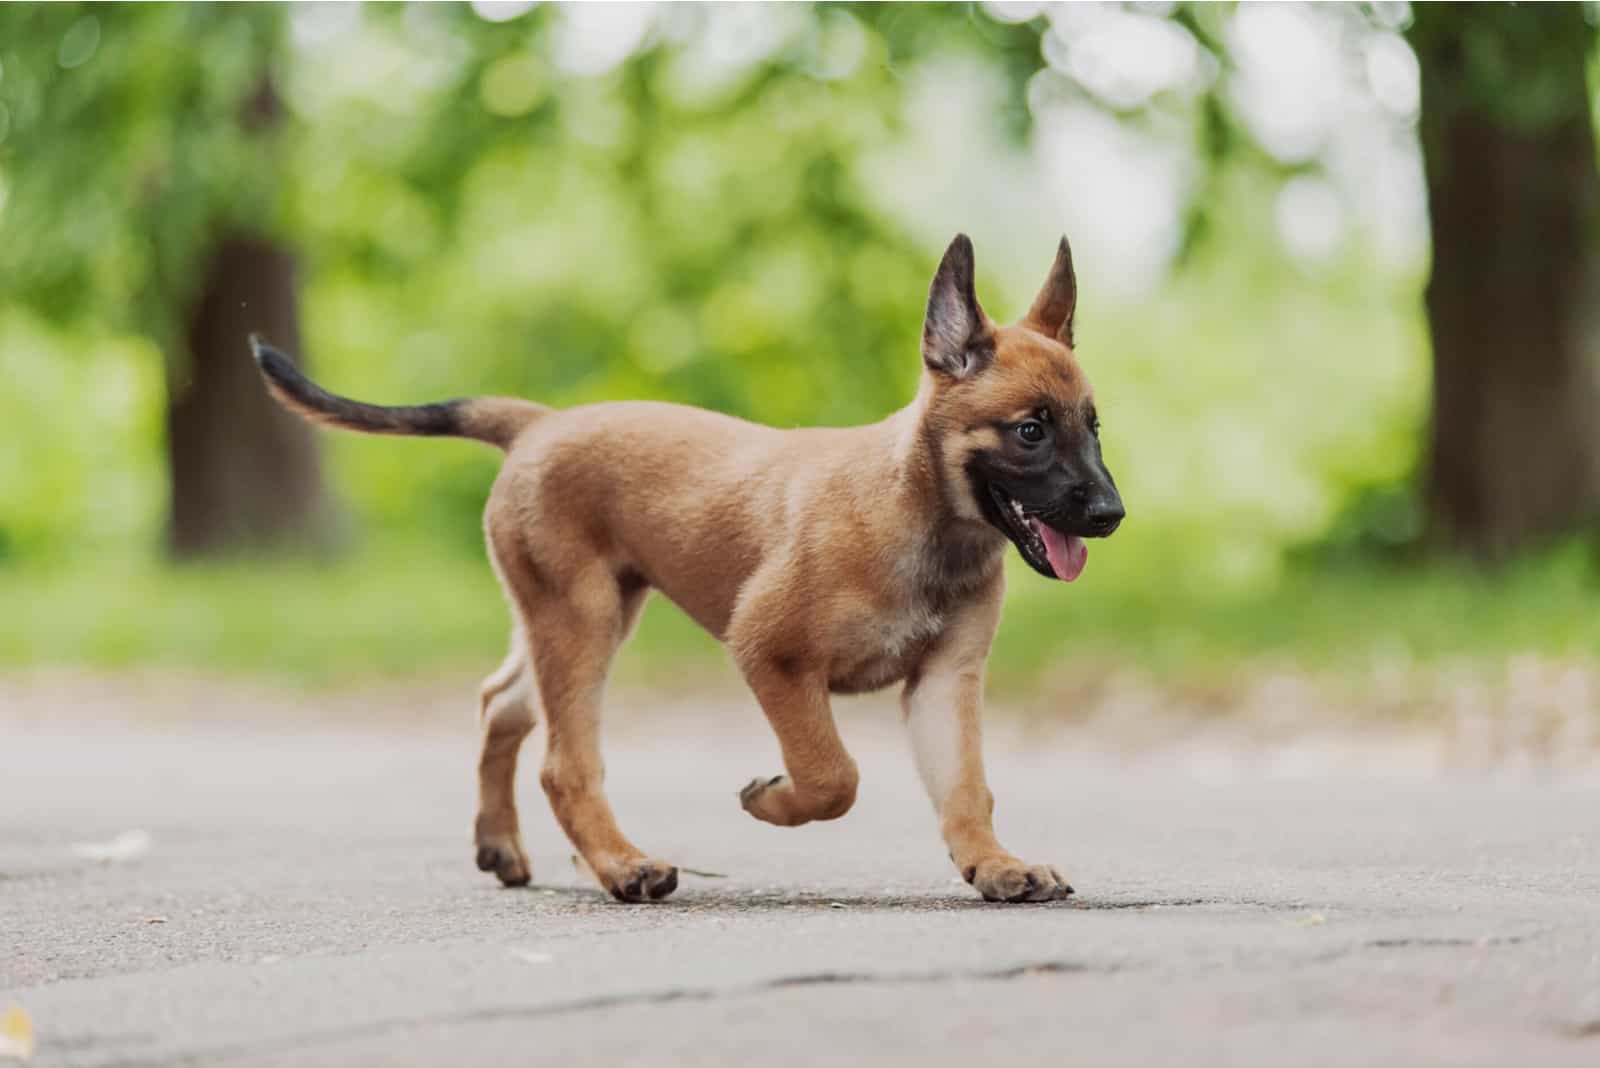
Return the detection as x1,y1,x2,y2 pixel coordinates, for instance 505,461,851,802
4,699,1600,1067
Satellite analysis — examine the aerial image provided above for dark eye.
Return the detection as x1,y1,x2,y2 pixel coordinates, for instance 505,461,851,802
1088,411,1101,437
1015,420,1046,445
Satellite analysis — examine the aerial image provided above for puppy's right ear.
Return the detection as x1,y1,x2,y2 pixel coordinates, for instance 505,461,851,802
922,233,993,379
1025,236,1077,347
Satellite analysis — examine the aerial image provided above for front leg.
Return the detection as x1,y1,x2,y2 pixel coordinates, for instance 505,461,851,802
903,611,1072,903
736,658,859,827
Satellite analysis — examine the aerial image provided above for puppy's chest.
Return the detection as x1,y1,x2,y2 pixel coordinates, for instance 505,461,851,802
825,544,996,695
827,596,946,695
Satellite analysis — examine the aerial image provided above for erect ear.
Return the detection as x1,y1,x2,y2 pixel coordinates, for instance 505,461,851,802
1025,235,1077,347
921,233,994,379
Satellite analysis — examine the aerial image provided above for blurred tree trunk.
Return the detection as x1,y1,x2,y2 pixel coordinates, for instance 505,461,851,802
165,74,334,558
1411,4,1600,562
166,235,334,557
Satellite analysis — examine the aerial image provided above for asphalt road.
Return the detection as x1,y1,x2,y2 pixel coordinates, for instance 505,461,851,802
4,699,1600,1067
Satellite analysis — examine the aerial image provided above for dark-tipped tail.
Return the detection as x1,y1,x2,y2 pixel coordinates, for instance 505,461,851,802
250,336,545,451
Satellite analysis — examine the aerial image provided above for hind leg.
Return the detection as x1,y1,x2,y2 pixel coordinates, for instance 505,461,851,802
474,625,537,887
498,542,674,902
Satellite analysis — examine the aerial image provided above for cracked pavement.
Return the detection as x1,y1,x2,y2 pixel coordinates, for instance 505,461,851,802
4,701,1600,1066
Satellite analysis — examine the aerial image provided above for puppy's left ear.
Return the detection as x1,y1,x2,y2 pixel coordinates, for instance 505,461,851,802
922,233,994,379
1025,236,1077,347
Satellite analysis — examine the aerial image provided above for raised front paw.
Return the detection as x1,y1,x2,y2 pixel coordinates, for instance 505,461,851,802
962,856,1073,903
738,770,857,826
739,774,789,823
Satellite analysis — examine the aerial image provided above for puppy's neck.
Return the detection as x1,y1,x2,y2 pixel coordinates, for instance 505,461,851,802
888,377,1006,592
891,376,967,519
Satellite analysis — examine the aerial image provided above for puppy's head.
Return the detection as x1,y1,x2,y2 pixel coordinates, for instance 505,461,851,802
919,233,1123,582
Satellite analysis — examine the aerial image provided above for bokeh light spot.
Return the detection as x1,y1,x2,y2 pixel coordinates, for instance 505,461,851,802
479,54,546,117
57,16,101,70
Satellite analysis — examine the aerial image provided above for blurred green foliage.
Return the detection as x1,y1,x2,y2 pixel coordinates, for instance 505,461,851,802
0,6,286,339
1,3,1585,686
0,4,1423,565
0,3,1051,559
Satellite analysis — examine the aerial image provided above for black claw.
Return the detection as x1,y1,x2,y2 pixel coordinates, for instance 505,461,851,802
741,775,787,807
963,865,977,884
475,846,498,872
649,866,679,900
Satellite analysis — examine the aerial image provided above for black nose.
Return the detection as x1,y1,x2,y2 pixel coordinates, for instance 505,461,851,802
1085,498,1124,535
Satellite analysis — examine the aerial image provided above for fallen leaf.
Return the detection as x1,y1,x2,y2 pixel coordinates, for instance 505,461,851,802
678,867,728,879
69,830,151,863
0,1004,35,1061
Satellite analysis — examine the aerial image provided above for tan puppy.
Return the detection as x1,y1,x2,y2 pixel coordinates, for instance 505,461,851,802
253,234,1123,904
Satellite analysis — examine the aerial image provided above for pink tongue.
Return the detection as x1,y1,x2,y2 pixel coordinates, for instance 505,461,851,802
1037,523,1088,582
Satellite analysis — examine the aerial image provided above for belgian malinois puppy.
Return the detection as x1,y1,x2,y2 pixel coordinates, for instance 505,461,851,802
253,234,1123,904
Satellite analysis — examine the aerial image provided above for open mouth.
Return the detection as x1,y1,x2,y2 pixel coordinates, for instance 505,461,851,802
987,487,1088,582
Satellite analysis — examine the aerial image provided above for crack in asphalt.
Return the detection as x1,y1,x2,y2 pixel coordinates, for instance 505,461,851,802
61,926,1571,1066
1070,896,1295,912
1362,930,1543,951
1289,928,1551,970
121,958,1126,1067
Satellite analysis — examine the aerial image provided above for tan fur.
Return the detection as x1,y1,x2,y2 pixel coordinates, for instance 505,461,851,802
260,237,1099,904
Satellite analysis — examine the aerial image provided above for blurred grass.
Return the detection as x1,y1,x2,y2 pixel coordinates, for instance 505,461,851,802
4,536,1594,693
995,538,1600,689
0,541,716,688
